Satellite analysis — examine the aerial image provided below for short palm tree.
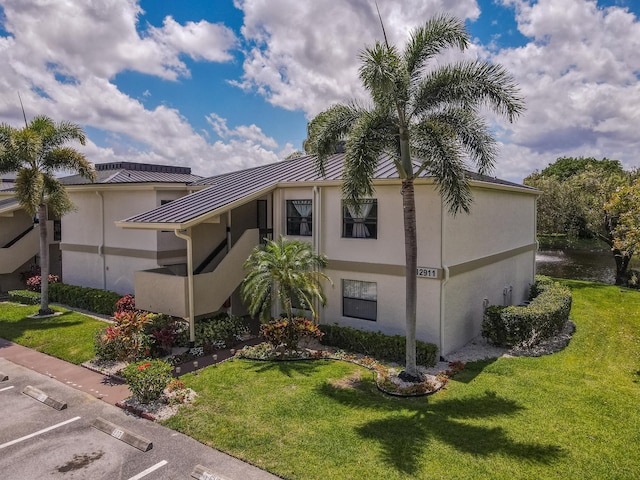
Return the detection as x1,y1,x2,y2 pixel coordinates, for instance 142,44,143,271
242,236,331,322
0,116,95,315
306,14,524,379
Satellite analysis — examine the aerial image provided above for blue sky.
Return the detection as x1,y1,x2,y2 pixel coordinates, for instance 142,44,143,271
0,0,638,181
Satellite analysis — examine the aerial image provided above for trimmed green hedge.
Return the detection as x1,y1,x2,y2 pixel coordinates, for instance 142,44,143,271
319,324,438,367
482,275,572,347
49,283,122,315
8,289,41,305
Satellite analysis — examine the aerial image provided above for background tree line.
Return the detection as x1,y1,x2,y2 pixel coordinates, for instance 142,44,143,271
524,156,640,285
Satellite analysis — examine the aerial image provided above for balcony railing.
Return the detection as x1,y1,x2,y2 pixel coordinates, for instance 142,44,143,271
134,228,260,318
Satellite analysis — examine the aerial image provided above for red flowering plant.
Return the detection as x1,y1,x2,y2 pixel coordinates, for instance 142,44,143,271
122,359,173,404
260,317,323,354
26,274,60,292
94,311,152,362
115,294,137,313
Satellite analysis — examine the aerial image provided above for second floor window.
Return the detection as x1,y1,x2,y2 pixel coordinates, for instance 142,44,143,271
343,199,377,239
287,199,312,236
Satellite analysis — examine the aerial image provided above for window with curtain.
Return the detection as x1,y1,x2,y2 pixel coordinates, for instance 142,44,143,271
343,199,377,238
286,199,312,236
342,279,377,321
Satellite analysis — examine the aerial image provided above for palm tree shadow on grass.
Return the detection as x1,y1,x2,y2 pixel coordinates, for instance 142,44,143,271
319,383,565,476
245,358,325,378
0,311,83,343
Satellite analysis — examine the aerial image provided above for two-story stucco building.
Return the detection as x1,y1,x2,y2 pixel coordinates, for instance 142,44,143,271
117,154,538,356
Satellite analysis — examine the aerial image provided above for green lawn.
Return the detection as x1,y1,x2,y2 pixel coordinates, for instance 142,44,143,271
165,281,640,480
0,303,104,364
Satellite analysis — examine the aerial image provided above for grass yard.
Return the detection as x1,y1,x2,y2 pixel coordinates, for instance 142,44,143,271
0,303,104,364
165,280,640,480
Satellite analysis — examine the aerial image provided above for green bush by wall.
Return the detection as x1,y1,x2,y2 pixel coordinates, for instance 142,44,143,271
319,324,438,367
482,275,572,347
49,283,122,315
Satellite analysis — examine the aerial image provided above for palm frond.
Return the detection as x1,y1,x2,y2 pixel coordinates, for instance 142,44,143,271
43,175,75,217
413,60,525,122
306,103,363,174
43,147,96,181
14,168,43,216
404,14,469,78
425,108,497,175
413,119,472,214
342,109,395,204
359,42,405,108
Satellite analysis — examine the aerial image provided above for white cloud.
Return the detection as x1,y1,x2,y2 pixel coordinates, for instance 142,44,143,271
1,0,638,185
490,0,640,179
232,0,482,116
206,113,279,149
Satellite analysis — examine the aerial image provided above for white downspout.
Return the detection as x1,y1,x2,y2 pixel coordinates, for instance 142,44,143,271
175,228,195,345
439,198,449,360
95,191,106,290
312,186,322,322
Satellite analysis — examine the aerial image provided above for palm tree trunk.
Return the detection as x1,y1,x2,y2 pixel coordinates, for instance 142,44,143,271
402,178,418,378
38,203,52,315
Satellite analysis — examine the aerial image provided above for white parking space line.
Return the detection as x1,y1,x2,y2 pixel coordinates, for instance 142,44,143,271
126,460,168,480
0,386,14,392
0,416,81,450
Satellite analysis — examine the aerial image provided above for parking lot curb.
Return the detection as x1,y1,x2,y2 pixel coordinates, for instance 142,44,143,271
0,371,7,381
191,464,232,480
91,417,153,452
22,385,67,410
115,401,157,422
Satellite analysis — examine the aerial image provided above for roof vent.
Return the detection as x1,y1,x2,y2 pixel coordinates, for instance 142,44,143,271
95,162,191,174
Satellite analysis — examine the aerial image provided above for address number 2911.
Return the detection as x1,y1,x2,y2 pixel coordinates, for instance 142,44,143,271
416,267,438,278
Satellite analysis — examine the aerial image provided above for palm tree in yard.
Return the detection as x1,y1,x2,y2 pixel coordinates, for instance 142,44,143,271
242,236,331,322
0,115,95,315
306,14,524,380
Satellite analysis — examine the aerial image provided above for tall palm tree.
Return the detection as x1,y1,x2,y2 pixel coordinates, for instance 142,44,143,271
0,115,95,315
242,236,331,322
306,14,524,379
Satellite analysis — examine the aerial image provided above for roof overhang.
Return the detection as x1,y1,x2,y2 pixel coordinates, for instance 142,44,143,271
116,184,276,231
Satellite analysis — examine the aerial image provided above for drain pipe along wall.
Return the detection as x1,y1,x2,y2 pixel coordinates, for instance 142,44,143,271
174,228,195,344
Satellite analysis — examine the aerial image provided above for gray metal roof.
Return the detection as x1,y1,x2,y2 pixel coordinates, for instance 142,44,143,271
0,197,20,213
62,166,201,185
121,153,535,228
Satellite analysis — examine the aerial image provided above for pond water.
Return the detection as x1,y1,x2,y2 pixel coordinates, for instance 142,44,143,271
536,249,617,284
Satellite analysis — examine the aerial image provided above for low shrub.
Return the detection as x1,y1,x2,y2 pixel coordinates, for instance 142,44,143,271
147,313,187,355
115,294,137,313
8,289,41,305
93,326,127,361
482,275,572,347
319,324,438,367
26,274,60,292
122,359,173,404
94,311,152,362
260,317,323,353
194,314,249,351
49,283,122,315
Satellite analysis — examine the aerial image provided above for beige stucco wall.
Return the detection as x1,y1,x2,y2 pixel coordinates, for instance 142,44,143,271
275,181,536,357
61,187,189,294
442,250,535,355
0,209,32,246
443,187,536,265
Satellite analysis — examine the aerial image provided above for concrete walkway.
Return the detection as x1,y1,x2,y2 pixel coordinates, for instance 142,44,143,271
0,338,131,405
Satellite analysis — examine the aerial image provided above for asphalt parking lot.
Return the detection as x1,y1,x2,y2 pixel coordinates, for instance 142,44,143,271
0,358,279,480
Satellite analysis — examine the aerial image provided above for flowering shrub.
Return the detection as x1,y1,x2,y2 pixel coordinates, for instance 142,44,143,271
122,359,173,404
26,274,60,292
260,317,323,353
165,379,191,405
115,294,137,313
94,311,152,362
